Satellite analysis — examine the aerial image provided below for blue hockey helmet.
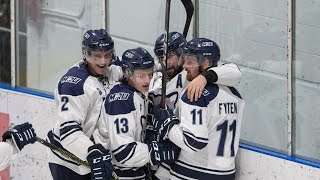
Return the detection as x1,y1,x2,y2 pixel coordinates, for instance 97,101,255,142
154,32,187,57
182,38,220,66
121,47,154,71
82,29,114,53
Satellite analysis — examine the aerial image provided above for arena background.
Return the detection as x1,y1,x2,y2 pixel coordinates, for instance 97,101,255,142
0,0,319,179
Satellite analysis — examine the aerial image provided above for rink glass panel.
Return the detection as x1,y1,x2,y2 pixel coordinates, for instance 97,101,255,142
198,0,289,153
15,0,104,94
1,0,319,166
0,0,11,84
294,0,320,163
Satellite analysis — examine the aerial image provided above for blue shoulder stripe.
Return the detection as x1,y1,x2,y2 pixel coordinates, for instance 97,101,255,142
105,83,135,115
181,83,219,107
58,64,91,96
228,86,242,99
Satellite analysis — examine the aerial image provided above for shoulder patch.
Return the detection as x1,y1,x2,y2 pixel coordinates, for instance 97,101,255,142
228,86,242,99
104,83,135,115
58,65,91,96
181,83,219,107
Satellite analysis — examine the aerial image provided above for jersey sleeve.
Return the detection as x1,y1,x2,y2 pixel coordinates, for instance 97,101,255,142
0,141,17,171
92,109,110,149
168,89,210,153
148,71,162,107
208,63,242,86
107,64,124,82
104,88,149,168
54,77,99,161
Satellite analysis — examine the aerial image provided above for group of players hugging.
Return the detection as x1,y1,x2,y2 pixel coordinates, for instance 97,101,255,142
0,29,244,180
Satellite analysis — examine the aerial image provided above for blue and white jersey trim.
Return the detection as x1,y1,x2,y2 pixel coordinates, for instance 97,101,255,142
183,131,209,151
113,166,146,180
59,121,82,141
161,160,235,179
112,142,137,164
47,130,80,166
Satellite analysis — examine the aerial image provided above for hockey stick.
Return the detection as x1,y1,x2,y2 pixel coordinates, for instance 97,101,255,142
181,0,194,38
36,136,119,180
160,0,171,109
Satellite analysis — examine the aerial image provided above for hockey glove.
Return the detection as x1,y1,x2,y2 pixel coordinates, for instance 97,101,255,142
145,97,160,143
148,140,181,166
145,125,160,144
2,122,37,151
152,105,179,140
146,96,155,126
87,144,114,180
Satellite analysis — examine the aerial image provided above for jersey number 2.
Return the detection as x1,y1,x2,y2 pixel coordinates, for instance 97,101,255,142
61,97,69,111
217,120,237,157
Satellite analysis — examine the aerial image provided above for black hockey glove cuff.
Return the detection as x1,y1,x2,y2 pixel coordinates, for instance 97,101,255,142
2,122,37,151
152,105,179,140
201,69,218,83
148,140,181,166
87,144,114,180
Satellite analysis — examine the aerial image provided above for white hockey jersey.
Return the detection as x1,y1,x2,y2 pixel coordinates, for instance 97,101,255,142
47,61,122,175
94,82,150,179
149,63,242,116
156,84,244,180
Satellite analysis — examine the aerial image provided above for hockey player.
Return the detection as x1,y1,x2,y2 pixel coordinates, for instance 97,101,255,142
46,29,121,180
0,122,37,171
152,38,245,180
93,47,180,179
151,32,242,116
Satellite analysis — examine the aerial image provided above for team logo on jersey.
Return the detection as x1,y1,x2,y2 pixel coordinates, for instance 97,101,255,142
61,76,82,84
202,89,210,96
108,92,130,102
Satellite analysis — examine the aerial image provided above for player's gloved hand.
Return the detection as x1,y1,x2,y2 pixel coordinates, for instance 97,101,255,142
148,140,181,166
145,125,160,144
147,96,155,124
87,144,114,180
145,97,160,143
2,122,37,151
152,105,179,140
